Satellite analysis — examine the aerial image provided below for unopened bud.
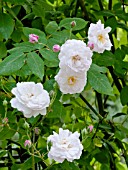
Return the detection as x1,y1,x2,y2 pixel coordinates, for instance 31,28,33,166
29,34,39,43
52,44,61,52
34,127,40,135
24,140,31,147
88,125,93,132
87,42,94,50
2,117,8,124
71,21,76,28
23,121,29,129
3,99,8,106
71,114,76,120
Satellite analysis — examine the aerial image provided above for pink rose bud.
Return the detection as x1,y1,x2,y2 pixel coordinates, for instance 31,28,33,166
24,140,31,147
53,44,61,52
87,42,94,50
71,21,76,27
29,34,39,43
88,125,93,132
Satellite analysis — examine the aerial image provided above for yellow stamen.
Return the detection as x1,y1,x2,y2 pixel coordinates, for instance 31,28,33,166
98,34,105,43
68,76,76,85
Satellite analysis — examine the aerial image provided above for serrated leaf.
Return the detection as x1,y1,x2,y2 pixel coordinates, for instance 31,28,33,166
59,18,88,31
93,51,115,67
45,21,58,34
0,41,7,58
40,49,59,67
90,63,108,73
32,4,45,18
0,13,15,40
0,124,17,140
105,16,117,33
0,52,25,75
120,86,128,105
27,52,44,80
9,42,43,54
3,0,26,4
88,64,113,95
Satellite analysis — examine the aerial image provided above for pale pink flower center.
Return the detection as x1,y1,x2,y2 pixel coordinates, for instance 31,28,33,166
68,76,76,85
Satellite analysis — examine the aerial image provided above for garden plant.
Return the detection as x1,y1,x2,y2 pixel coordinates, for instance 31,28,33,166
0,0,128,169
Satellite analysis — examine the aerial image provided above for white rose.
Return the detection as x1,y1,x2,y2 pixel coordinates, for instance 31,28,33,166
10,82,50,118
47,128,83,163
88,20,112,53
55,67,87,94
59,39,92,72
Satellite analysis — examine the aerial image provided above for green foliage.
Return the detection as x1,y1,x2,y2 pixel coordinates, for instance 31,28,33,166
0,0,128,169
88,64,113,95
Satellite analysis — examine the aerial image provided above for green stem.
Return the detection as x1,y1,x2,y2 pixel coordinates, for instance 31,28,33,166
80,94,103,119
0,0,3,12
96,92,104,116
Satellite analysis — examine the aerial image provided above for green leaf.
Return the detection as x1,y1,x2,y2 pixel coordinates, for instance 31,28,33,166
116,162,128,170
93,51,115,67
120,86,128,106
96,10,115,17
59,18,88,31
32,4,45,18
3,0,26,4
0,52,25,75
11,29,22,42
0,124,17,140
23,27,47,45
40,49,59,67
40,49,59,62
48,100,66,119
0,13,15,40
9,42,43,54
105,16,117,33
0,41,7,58
27,52,44,80
45,21,58,34
88,64,113,95
95,151,109,163
11,156,41,170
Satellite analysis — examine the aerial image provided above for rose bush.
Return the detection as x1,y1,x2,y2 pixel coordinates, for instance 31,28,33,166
0,0,128,170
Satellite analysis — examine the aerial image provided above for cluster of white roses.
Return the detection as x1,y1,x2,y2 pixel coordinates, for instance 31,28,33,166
55,39,93,94
55,20,112,94
10,20,112,164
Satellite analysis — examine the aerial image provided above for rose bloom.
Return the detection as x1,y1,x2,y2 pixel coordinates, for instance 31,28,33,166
55,67,87,94
88,20,112,53
29,34,39,43
58,39,93,72
10,82,50,118
47,128,83,163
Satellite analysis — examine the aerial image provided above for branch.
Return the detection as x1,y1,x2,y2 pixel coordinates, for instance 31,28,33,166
96,92,104,116
80,94,103,119
78,0,90,21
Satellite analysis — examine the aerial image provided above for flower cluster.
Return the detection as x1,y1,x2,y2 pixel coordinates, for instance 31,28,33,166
55,39,93,94
10,82,50,118
47,128,83,163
